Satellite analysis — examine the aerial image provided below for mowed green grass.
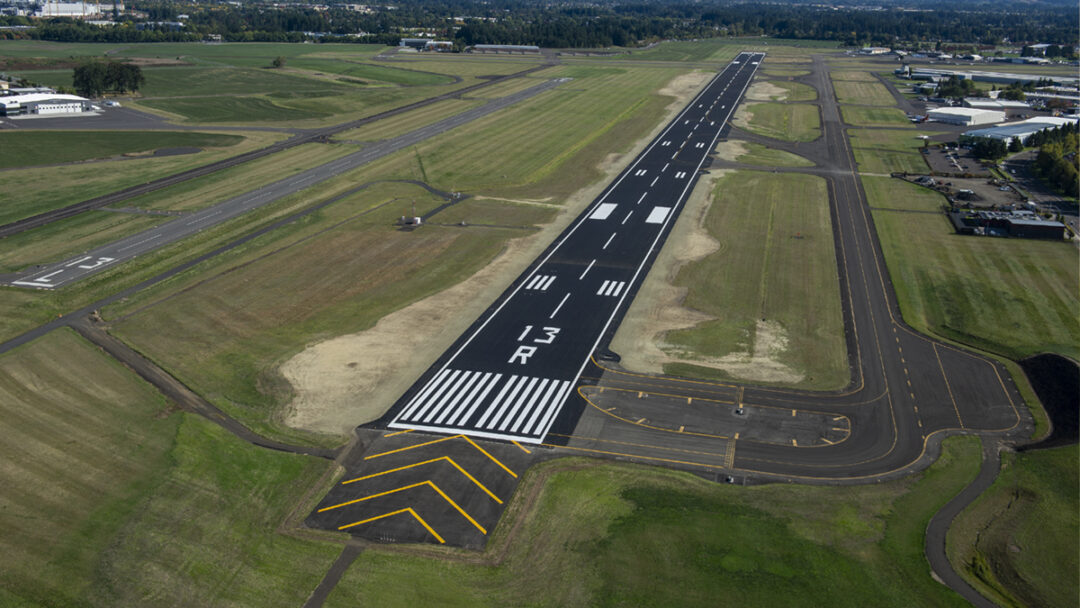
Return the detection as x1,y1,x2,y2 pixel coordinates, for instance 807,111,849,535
849,129,932,174
287,58,455,86
0,130,243,169
325,437,980,607
734,142,814,167
333,97,482,142
0,329,340,607
865,176,1080,360
948,445,1079,608
831,70,881,82
841,106,912,128
832,79,895,106
0,130,286,226
762,68,811,77
769,80,818,101
736,102,821,142
0,211,168,273
139,95,330,123
663,172,847,389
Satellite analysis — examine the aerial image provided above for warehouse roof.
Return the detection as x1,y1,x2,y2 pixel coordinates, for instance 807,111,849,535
0,93,89,108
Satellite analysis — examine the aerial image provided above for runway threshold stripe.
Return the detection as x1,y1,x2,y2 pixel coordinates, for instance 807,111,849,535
530,381,573,438
495,377,545,431
539,275,557,290
445,372,501,426
429,371,483,424
398,369,451,420
518,380,565,435
473,375,523,428
410,369,465,422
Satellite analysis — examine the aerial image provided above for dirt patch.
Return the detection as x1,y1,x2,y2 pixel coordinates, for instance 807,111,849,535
471,195,559,207
609,172,805,385
125,57,192,67
744,80,788,102
280,71,714,436
713,140,748,162
731,106,754,132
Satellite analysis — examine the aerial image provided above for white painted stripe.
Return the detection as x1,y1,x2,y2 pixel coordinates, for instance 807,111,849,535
661,163,669,172
449,372,502,427
11,280,53,288
421,371,474,424
409,369,463,422
621,211,633,225
539,275,557,291
480,376,529,430
578,259,596,280
645,206,671,224
649,176,659,187
474,375,522,428
610,281,625,297
589,203,617,220
549,292,570,319
525,274,543,289
429,371,482,424
602,232,616,249
504,377,552,433
597,280,610,295
637,192,647,205
530,381,574,439
517,379,563,434
602,281,617,296
398,369,452,420
38,270,64,281
65,256,92,268
495,377,543,431
439,371,491,425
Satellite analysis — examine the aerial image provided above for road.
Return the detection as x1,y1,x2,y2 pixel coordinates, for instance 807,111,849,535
3,78,567,289
382,52,765,444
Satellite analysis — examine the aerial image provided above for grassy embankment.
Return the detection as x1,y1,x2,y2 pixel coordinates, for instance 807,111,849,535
0,129,286,226
848,128,933,174
947,445,1079,608
0,131,243,169
832,76,896,106
0,329,339,608
841,105,912,127
735,102,821,142
96,64,698,445
733,142,814,167
766,80,818,102
659,171,847,389
323,437,981,607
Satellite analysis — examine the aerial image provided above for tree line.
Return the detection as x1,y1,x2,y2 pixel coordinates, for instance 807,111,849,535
1027,124,1079,198
72,61,145,97
1,1,1077,49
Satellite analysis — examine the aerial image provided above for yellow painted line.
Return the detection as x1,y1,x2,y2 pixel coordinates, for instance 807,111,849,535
906,379,912,387
933,343,965,430
364,434,517,478
637,391,644,398
678,425,685,433
903,368,909,376
636,417,647,424
734,432,740,440
320,480,487,535
791,409,797,417
909,392,915,399
821,438,836,445
791,439,798,447
917,419,923,428
686,397,692,405
832,416,844,422
512,440,532,454
342,456,502,504
724,439,736,469
831,427,848,433
383,429,414,438
338,508,445,544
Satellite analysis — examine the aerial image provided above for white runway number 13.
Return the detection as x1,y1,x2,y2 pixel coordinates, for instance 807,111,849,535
509,325,561,364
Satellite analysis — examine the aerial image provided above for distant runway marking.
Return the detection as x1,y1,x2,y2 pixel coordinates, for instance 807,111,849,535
674,171,688,179
597,280,626,297
649,176,659,187
578,259,596,280
621,211,634,225
525,274,556,291
602,232,617,249
661,163,669,172
634,169,648,176
550,292,570,319
117,233,160,252
637,192,648,204
661,140,672,146
65,256,92,267
590,203,617,220
38,270,63,281
645,207,671,224
695,142,706,149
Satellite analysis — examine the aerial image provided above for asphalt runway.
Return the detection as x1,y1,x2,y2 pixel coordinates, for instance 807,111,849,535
310,53,1033,547
2,78,567,289
381,52,765,444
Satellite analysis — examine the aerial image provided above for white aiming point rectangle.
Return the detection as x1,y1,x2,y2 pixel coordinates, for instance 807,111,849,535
589,203,617,220
645,206,671,224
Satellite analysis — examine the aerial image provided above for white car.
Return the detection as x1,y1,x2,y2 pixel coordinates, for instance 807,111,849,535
104,100,121,107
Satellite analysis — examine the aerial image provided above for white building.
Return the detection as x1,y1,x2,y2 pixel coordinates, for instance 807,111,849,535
926,107,1006,126
0,93,93,117
859,47,891,55
961,116,1080,145
963,98,1030,110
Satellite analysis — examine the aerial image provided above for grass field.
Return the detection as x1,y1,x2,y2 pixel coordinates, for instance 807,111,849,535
832,79,896,106
287,58,455,86
0,211,169,273
864,176,1080,360
849,129,932,174
428,198,558,227
948,445,1079,608
0,130,286,226
735,102,821,142
762,68,811,77
661,171,847,389
0,131,243,169
139,95,332,123
734,142,814,167
333,98,483,142
840,106,912,128
768,80,818,101
324,437,980,607
831,70,882,82
0,328,340,607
